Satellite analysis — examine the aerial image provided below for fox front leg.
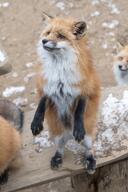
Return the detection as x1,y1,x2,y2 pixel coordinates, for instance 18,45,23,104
31,96,48,136
73,96,86,142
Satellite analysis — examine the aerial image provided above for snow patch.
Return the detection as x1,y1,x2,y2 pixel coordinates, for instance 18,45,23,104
56,2,65,10
0,50,6,62
91,11,100,17
25,62,33,68
24,72,36,83
95,91,128,157
34,130,54,152
3,86,25,97
102,20,119,29
0,2,10,8
13,97,28,107
90,0,100,5
30,103,36,109
102,42,108,49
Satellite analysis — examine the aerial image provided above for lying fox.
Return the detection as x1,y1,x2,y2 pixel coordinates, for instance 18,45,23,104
113,44,128,85
0,100,23,184
31,14,100,174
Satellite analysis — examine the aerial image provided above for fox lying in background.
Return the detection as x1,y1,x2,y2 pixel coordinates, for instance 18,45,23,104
113,44,128,85
0,99,23,184
31,14,100,174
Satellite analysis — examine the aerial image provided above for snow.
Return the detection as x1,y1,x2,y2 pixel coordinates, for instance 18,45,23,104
91,11,100,17
30,103,36,109
0,50,6,62
0,2,10,8
109,3,120,14
95,91,128,157
13,97,28,107
25,62,33,68
56,2,65,10
24,72,36,83
34,130,54,152
90,0,100,5
3,86,26,97
102,42,108,49
102,20,119,29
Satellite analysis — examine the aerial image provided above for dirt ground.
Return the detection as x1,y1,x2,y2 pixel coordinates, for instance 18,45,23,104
0,0,128,191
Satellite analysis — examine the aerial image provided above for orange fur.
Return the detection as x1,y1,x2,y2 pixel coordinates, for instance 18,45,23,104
0,116,21,174
36,17,100,140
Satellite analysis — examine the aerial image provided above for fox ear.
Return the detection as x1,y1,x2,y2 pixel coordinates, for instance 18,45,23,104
42,12,53,22
73,21,87,39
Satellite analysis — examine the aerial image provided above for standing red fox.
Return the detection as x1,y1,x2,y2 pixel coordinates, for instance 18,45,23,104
31,14,100,174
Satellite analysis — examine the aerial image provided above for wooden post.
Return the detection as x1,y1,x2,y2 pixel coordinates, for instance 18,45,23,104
71,158,128,192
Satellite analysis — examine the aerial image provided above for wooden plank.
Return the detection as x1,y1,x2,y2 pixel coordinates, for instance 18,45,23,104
1,86,128,192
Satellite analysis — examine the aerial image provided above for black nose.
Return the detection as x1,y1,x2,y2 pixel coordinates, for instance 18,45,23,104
42,39,49,45
119,65,122,70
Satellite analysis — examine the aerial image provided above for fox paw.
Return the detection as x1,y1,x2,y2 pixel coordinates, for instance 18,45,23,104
31,117,43,136
0,170,8,185
73,120,85,142
51,151,63,169
85,154,96,175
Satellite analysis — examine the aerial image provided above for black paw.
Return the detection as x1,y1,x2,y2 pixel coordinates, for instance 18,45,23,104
51,151,63,169
0,170,8,185
31,117,43,136
73,120,85,142
85,154,96,174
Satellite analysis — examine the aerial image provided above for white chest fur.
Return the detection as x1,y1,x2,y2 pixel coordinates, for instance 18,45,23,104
38,41,82,116
113,64,128,85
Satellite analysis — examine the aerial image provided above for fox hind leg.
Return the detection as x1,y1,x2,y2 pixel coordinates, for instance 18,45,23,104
51,131,73,169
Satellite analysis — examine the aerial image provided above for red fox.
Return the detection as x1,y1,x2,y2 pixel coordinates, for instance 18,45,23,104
0,99,23,184
31,14,100,174
113,44,128,85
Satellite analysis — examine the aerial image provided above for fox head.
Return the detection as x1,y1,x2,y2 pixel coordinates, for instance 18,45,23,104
114,45,128,72
37,14,87,61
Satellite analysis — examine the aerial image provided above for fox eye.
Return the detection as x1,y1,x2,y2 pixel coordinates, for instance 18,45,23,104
118,56,123,61
46,31,50,35
57,33,66,39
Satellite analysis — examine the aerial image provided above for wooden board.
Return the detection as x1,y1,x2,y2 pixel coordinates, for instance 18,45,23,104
1,86,128,192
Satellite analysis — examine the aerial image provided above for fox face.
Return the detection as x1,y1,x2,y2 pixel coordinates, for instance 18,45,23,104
113,45,128,85
37,16,86,59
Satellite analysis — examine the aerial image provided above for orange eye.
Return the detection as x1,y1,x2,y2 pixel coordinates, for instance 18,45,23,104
57,33,66,39
118,56,123,61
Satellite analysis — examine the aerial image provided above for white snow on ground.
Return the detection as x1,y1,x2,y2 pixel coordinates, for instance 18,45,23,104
30,102,36,109
102,42,108,49
90,0,100,5
24,72,36,83
25,62,33,68
56,2,65,10
0,50,6,62
3,86,25,97
34,90,128,159
91,11,100,17
102,20,119,29
13,97,28,107
34,130,54,152
0,2,10,8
